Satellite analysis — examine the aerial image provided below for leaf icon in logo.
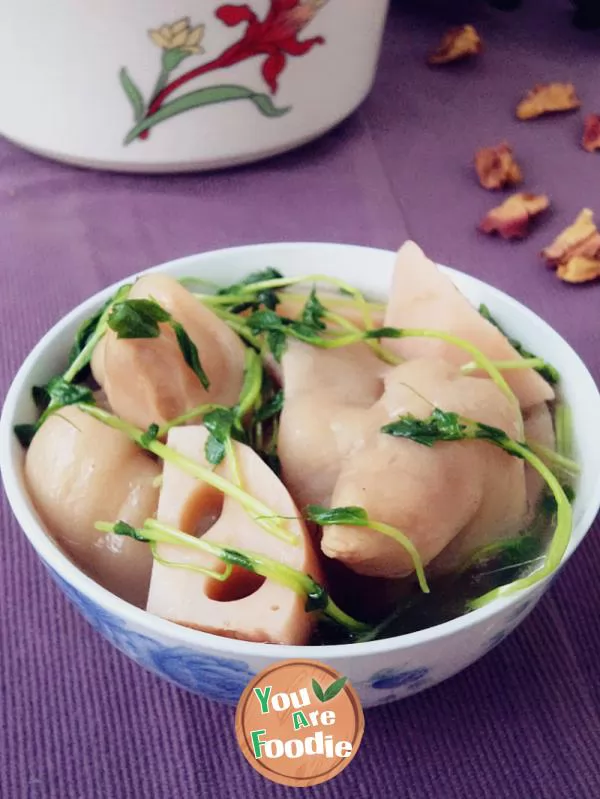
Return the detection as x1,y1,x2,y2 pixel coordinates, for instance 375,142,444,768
312,676,348,703
323,677,348,701
311,678,326,702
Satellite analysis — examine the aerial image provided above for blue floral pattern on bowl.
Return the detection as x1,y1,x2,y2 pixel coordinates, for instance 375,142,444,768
484,629,511,653
48,570,255,704
46,569,443,707
482,598,537,654
369,667,429,691
508,599,535,624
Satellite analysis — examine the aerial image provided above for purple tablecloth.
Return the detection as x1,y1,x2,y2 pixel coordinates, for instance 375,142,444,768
1,2,599,797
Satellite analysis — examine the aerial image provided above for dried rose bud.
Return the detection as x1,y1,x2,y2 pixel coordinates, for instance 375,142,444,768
582,114,600,153
541,208,599,265
557,256,600,284
475,142,523,190
479,193,550,240
428,25,482,65
516,83,581,120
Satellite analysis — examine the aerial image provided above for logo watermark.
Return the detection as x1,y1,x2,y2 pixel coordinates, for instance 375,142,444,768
235,660,364,788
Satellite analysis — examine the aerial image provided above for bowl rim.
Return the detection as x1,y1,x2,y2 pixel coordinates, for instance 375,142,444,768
2,241,600,661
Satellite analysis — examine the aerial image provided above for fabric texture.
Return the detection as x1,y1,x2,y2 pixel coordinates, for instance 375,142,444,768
1,2,599,797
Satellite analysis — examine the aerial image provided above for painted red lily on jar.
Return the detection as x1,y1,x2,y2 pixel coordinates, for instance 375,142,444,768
215,0,328,92
121,0,330,144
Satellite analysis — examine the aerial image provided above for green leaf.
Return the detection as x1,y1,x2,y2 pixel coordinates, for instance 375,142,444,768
364,327,403,340
311,678,326,703
124,85,290,145
246,308,329,357
141,423,160,448
218,268,283,297
46,376,95,408
479,304,499,328
66,284,133,382
474,421,512,448
107,299,210,389
383,408,513,457
108,299,170,339
204,408,236,466
14,423,38,448
171,321,210,389
523,355,559,385
68,302,108,367
305,505,369,526
256,289,281,312
267,330,287,362
113,520,149,542
563,484,576,502
221,547,257,574
479,304,559,385
255,391,284,423
323,676,348,702
381,409,468,447
301,288,327,332
31,384,50,412
219,267,284,313
289,320,326,341
205,435,225,466
542,482,575,513
119,67,145,123
14,375,94,448
247,309,284,334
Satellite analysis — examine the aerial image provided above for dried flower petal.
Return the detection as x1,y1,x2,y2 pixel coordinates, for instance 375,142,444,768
516,83,581,120
475,142,523,190
428,25,482,65
582,114,600,153
542,209,600,284
541,209,599,265
557,256,600,284
479,193,550,240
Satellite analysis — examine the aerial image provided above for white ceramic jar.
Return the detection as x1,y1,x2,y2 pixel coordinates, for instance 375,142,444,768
0,1,390,172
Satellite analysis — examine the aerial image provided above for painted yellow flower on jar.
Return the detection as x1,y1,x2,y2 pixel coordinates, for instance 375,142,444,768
149,18,205,54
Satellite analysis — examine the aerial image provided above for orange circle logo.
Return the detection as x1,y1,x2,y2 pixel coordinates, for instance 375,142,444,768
235,660,365,788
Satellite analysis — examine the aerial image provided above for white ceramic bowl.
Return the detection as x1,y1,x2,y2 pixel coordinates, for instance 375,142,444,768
0,1,389,172
2,243,600,707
